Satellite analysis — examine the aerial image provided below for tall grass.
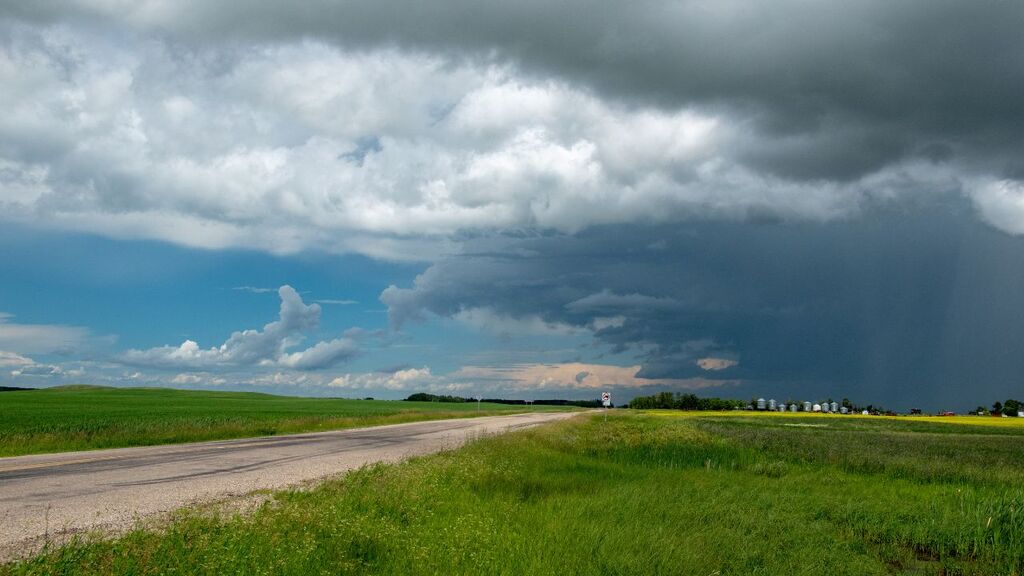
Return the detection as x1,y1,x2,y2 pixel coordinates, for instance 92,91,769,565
5,412,1023,575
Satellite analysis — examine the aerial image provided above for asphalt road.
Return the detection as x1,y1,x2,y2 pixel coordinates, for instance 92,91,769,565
0,411,578,561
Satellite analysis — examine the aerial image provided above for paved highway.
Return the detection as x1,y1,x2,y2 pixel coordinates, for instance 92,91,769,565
0,411,578,561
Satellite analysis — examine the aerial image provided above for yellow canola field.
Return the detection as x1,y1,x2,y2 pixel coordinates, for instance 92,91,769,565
642,409,1024,428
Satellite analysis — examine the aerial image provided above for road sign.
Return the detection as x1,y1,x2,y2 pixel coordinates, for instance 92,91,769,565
601,392,611,407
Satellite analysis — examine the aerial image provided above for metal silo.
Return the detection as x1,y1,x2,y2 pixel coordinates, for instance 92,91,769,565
757,398,766,410
803,401,812,412
768,399,777,411
840,406,848,414
790,403,798,412
830,402,838,413
813,403,822,412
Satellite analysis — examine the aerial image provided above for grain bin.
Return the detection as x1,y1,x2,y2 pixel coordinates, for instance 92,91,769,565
813,403,822,412
790,403,798,412
757,398,766,410
803,401,812,412
768,399,777,411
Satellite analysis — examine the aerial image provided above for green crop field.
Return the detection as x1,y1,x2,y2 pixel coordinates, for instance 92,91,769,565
0,386,571,457
6,411,1023,575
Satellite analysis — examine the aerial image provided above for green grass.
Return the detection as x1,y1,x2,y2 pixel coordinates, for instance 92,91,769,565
0,386,571,457
6,411,1024,575
687,415,1024,486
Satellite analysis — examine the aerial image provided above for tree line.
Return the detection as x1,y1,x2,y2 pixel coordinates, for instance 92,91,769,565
628,392,746,411
627,393,885,413
404,393,603,408
973,399,1023,416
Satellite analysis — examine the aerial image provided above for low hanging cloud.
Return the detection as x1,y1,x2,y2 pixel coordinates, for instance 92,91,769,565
566,290,682,313
696,358,739,372
452,363,731,391
0,350,65,377
170,373,227,386
11,364,64,377
120,286,358,371
327,366,439,391
452,307,580,338
0,351,34,368
0,313,91,355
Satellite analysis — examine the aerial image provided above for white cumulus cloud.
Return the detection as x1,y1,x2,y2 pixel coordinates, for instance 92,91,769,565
327,367,440,391
120,286,358,370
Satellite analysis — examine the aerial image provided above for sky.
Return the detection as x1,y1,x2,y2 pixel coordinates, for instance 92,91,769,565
1,1,1023,410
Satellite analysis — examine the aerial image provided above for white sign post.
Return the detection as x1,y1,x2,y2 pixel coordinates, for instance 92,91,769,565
601,392,611,407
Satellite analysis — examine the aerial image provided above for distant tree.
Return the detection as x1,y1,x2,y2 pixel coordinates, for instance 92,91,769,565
643,391,675,409
1002,399,1021,416
975,406,989,416
677,393,699,410
405,393,467,403
992,401,1003,415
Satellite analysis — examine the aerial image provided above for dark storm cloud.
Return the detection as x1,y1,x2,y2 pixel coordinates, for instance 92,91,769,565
383,198,1024,410
6,0,1022,182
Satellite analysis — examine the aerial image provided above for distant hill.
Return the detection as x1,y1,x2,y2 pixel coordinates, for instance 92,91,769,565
42,384,114,391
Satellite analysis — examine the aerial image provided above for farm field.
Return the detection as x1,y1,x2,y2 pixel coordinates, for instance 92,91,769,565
5,411,1023,575
0,386,572,457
